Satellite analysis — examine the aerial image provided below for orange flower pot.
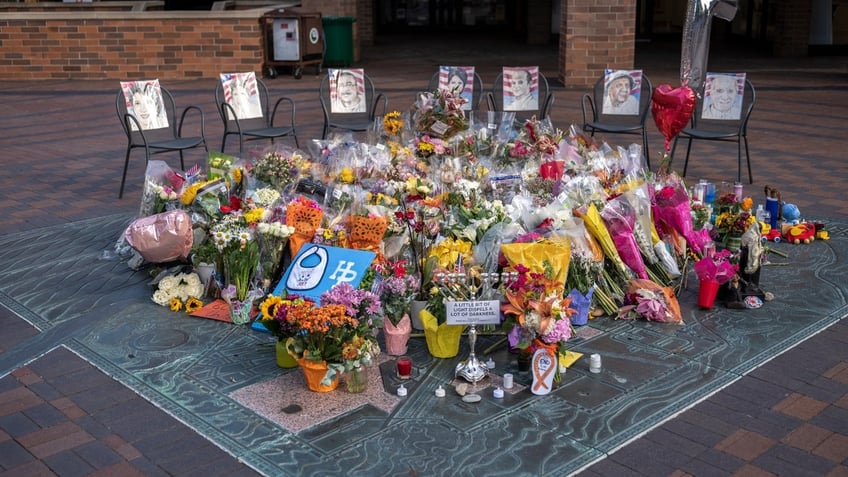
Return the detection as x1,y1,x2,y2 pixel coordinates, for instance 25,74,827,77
297,358,340,392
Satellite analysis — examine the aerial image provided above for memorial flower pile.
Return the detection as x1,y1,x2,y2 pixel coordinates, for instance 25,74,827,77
128,82,734,359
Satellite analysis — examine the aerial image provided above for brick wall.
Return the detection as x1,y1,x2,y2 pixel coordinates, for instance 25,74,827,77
558,0,636,89
0,11,270,80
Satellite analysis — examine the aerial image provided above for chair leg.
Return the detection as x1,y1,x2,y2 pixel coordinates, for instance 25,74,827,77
744,135,753,184
119,147,132,199
669,136,678,169
293,131,300,149
642,128,650,169
179,151,185,172
683,137,693,177
238,133,245,157
736,139,743,184
221,134,228,154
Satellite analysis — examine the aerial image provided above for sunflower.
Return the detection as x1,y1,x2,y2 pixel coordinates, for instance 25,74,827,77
261,295,284,319
169,297,183,312
184,297,203,313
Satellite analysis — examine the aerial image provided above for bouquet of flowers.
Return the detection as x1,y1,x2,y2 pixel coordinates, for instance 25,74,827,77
694,248,738,285
372,259,420,326
413,89,469,139
151,270,204,313
210,214,260,302
713,193,755,242
248,147,307,191
500,263,575,353
283,283,382,385
617,278,683,323
257,293,313,343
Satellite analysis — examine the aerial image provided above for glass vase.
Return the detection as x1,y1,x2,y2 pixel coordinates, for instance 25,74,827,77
345,365,368,393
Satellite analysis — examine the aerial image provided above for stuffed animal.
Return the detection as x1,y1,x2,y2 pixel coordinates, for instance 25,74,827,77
782,203,801,224
783,222,816,244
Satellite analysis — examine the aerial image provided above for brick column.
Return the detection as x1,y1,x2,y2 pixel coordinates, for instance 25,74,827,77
773,0,812,56
559,0,636,89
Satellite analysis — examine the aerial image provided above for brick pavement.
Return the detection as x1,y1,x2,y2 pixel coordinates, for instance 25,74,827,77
0,33,846,476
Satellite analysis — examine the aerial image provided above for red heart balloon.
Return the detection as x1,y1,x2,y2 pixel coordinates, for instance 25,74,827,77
651,84,696,153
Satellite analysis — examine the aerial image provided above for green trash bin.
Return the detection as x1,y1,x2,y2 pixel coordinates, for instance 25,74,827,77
322,16,356,67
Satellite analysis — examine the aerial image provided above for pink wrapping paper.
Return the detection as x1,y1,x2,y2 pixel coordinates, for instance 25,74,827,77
124,210,193,263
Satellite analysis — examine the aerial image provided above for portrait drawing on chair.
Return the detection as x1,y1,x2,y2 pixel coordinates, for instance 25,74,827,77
220,72,262,120
702,72,745,120
438,66,474,110
503,66,539,112
602,70,641,115
330,68,366,114
120,79,169,131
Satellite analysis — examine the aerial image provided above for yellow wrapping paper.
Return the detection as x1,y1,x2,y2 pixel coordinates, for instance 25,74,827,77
420,309,465,358
576,203,628,276
500,239,571,294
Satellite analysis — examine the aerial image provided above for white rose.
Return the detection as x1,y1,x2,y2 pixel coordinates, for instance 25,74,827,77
152,289,170,306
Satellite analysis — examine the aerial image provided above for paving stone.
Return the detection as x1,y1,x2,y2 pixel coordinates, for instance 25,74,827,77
73,440,124,469
0,459,57,477
773,393,829,421
662,417,726,448
42,450,95,477
782,423,833,451
715,429,776,462
812,406,848,435
812,433,848,464
754,443,836,477
22,403,67,429
0,412,40,438
0,439,35,471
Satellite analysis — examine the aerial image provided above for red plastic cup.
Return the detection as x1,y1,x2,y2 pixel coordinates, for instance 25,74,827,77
396,356,412,379
698,280,720,309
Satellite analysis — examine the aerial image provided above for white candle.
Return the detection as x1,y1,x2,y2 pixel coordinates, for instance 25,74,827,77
502,373,514,389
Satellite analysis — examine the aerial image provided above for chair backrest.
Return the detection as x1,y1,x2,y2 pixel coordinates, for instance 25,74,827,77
319,69,381,129
215,72,271,131
116,82,180,145
427,68,485,111
487,68,552,121
691,75,755,135
588,70,653,129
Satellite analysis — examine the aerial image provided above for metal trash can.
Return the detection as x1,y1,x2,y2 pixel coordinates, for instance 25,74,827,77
322,16,356,67
261,7,324,79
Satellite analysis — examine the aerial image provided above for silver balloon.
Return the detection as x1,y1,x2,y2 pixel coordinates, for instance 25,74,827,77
680,0,738,92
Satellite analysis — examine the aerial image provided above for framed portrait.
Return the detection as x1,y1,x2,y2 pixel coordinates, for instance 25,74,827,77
602,69,642,116
329,68,366,114
120,79,169,131
702,72,745,120
220,72,262,120
438,65,474,110
503,66,539,112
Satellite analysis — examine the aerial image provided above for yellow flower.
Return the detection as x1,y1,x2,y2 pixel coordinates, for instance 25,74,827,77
261,295,284,319
741,196,753,212
185,297,203,313
233,167,243,184
430,238,473,269
180,182,204,205
169,297,183,312
339,167,355,184
243,208,264,224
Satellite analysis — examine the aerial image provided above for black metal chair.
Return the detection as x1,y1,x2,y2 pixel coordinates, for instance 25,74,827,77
427,68,485,111
671,78,756,184
486,68,554,122
214,75,298,155
319,70,387,139
581,71,653,168
115,85,207,198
